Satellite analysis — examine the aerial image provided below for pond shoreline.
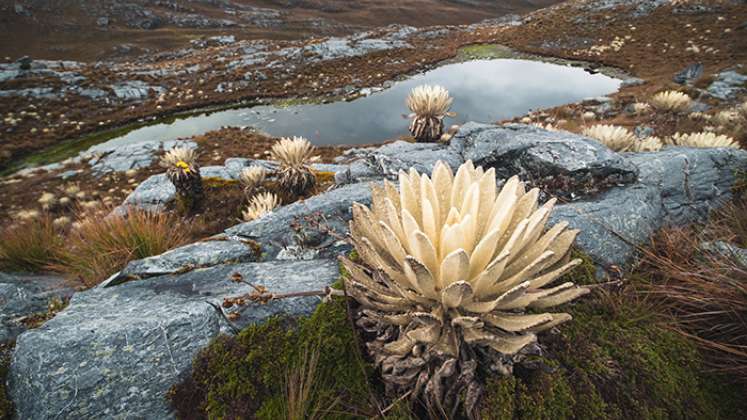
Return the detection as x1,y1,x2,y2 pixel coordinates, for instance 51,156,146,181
4,47,630,176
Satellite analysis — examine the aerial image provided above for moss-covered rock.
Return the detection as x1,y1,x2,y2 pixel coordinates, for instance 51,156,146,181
171,254,745,420
169,298,376,419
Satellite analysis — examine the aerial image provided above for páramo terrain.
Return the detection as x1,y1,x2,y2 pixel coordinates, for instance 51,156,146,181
0,1,746,419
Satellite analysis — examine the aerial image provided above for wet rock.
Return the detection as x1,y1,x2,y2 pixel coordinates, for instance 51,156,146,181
0,273,75,343
9,259,339,419
105,239,260,286
226,181,376,259
707,70,747,100
674,63,703,84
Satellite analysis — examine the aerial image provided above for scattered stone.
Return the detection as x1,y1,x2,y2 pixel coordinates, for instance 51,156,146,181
707,70,747,100
673,63,704,84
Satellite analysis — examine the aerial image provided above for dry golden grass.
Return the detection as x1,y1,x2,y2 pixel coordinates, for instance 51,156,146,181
53,208,193,287
635,199,747,383
0,215,64,272
281,347,339,420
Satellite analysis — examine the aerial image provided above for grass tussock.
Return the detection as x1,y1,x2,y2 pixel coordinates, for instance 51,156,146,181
0,215,64,272
282,346,339,420
634,199,747,383
53,208,192,287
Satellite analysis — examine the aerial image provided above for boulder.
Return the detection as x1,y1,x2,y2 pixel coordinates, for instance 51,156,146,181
0,273,76,343
455,123,637,200
9,259,340,420
226,181,376,259
549,146,747,268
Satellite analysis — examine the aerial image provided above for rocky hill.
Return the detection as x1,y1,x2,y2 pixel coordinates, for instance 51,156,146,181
0,0,561,61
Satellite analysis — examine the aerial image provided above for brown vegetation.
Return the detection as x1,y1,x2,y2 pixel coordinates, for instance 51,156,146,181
52,208,193,287
0,214,64,272
634,199,747,383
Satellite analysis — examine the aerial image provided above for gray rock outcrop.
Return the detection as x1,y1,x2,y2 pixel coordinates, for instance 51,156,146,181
8,122,747,419
9,259,339,419
0,273,76,343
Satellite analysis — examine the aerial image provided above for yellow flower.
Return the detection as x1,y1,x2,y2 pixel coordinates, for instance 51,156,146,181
176,160,191,174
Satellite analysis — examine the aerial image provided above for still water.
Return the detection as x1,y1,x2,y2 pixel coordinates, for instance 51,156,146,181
101,59,621,147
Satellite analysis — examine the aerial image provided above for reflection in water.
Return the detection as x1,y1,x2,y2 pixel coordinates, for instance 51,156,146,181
102,59,621,147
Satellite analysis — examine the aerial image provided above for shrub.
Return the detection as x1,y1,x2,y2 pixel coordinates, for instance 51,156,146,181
631,136,663,152
0,215,64,272
242,192,279,222
666,132,739,148
270,137,319,197
53,208,192,287
582,124,637,152
406,85,455,142
649,90,693,113
160,147,204,214
342,161,588,417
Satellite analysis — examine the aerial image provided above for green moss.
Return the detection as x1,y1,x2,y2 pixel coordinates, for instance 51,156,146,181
172,252,745,420
457,44,515,60
479,295,745,420
170,298,375,419
202,177,240,188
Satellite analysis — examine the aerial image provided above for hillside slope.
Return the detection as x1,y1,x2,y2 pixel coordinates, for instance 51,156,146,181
0,0,562,61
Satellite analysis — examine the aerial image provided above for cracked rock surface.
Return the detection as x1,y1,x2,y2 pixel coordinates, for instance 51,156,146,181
9,259,339,420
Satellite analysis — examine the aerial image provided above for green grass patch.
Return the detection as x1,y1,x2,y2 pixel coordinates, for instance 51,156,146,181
457,44,516,60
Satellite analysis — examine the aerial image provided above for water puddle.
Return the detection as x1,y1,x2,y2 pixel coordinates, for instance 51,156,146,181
94,59,621,148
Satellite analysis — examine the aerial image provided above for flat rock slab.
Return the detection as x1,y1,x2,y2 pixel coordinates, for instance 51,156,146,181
0,273,76,343
105,239,259,286
9,259,339,420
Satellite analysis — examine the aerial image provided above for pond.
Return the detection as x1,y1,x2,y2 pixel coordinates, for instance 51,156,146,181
82,59,623,150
